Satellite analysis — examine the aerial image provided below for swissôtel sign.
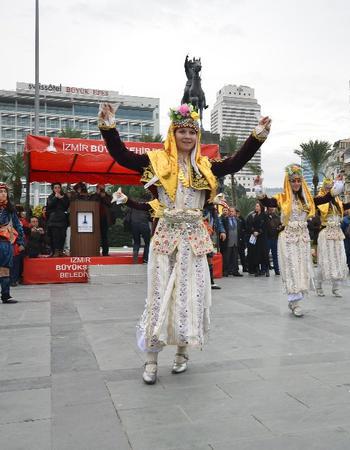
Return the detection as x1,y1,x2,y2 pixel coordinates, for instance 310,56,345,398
16,82,112,97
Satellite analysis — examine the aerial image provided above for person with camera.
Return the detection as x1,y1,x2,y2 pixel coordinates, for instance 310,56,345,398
27,216,45,258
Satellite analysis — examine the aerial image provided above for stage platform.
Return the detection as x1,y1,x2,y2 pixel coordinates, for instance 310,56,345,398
23,252,223,284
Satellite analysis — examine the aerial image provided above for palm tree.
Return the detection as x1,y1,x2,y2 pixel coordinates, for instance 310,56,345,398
140,133,163,142
220,134,239,205
0,149,25,204
236,196,257,219
294,140,333,195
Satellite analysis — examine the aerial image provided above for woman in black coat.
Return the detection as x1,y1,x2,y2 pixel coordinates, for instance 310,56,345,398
247,202,270,276
46,182,69,257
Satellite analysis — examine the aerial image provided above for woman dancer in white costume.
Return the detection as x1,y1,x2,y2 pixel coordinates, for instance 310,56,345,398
255,164,336,317
99,102,271,384
314,176,349,298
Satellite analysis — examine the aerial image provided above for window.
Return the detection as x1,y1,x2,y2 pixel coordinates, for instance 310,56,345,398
74,104,98,117
0,101,15,110
1,116,15,126
46,104,73,115
17,130,28,139
47,119,60,128
17,117,31,127
2,129,15,138
0,142,15,152
116,106,153,121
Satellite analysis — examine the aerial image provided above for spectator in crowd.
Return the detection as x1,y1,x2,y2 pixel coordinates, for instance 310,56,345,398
46,182,70,257
222,207,242,277
235,208,248,272
0,183,24,303
91,184,113,256
341,207,350,271
266,206,282,275
203,203,226,289
38,206,51,255
72,182,90,200
27,217,45,258
307,209,321,264
219,206,229,256
247,201,269,277
10,207,30,286
126,194,152,263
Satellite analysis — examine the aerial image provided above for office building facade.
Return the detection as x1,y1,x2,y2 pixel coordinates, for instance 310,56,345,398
0,82,159,204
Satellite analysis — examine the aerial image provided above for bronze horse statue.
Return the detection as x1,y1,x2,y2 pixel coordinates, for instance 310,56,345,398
181,55,208,127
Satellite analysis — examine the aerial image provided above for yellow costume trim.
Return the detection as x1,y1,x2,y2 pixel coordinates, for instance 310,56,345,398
146,124,217,201
274,173,315,226
317,186,343,226
147,199,165,218
252,128,267,143
98,120,116,130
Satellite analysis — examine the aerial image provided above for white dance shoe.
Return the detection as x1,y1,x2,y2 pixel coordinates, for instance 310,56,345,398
288,301,304,317
172,353,189,374
142,362,158,385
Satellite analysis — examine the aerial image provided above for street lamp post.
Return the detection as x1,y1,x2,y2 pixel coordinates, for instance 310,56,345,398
26,0,39,213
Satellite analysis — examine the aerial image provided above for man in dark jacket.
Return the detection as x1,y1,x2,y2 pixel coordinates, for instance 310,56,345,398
235,209,248,272
46,183,70,257
91,184,113,256
127,204,151,263
266,206,282,275
221,207,243,277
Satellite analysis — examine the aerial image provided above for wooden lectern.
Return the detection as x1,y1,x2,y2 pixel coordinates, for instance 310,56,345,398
70,200,101,256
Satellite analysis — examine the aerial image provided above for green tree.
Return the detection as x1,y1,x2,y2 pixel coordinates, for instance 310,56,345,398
140,133,163,143
294,140,333,195
0,149,25,204
236,196,257,219
220,134,239,205
58,128,86,138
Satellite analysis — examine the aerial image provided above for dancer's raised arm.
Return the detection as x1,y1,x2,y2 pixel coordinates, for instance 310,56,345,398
98,103,149,172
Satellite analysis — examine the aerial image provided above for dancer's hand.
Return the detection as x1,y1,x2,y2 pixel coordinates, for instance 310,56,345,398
111,187,128,204
98,103,117,129
259,116,271,131
332,178,345,197
254,175,263,186
253,116,271,141
213,193,229,208
220,232,226,241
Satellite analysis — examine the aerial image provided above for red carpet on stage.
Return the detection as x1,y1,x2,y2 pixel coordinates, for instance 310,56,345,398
23,253,223,285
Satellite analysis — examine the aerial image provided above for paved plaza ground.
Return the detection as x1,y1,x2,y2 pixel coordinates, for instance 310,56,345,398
1,267,350,450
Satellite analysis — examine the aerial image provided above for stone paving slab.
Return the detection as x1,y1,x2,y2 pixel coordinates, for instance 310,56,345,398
0,420,51,450
0,268,350,449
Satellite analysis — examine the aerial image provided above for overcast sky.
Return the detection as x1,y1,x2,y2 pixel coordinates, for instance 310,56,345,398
1,0,350,186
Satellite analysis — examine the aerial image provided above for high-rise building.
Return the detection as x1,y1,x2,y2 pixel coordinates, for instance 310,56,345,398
0,82,159,205
210,85,261,196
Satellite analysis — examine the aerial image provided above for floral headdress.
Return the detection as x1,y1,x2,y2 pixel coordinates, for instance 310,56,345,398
169,103,200,132
285,164,303,180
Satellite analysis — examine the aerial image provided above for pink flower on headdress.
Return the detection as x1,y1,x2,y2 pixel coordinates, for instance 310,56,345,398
178,104,190,117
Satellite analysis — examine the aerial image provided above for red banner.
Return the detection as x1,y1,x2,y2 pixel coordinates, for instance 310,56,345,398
23,253,222,284
25,135,220,185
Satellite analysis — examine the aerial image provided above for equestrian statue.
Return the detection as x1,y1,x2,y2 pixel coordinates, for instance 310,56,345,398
181,55,208,127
